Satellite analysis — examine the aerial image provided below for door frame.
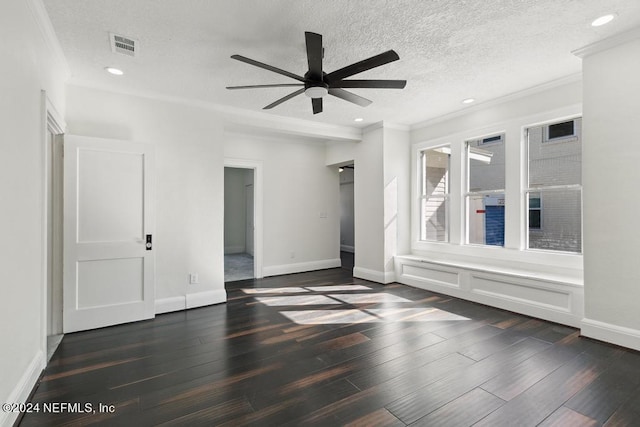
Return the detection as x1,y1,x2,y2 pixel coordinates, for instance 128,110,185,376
224,158,263,279
40,91,66,357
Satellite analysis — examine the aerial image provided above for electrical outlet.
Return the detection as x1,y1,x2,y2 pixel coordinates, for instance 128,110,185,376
189,273,199,284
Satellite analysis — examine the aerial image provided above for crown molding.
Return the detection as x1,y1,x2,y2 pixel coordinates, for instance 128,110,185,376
363,120,410,133
67,82,362,142
573,26,640,58
25,0,70,78
410,73,582,131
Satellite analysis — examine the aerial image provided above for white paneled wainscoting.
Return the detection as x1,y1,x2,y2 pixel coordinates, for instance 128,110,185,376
394,255,584,328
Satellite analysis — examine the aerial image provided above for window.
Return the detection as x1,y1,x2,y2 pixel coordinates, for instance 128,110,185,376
420,146,450,242
526,118,582,252
466,134,505,246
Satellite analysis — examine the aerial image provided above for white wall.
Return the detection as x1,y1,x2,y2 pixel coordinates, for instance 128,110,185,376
224,167,248,254
66,85,226,307
353,127,385,280
333,123,411,284
0,0,67,424
383,126,412,267
224,132,340,276
580,31,640,351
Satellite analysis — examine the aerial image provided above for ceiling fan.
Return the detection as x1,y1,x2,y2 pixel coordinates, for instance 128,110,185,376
226,32,407,114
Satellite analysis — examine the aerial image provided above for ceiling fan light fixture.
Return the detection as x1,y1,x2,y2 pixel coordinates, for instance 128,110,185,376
304,86,328,98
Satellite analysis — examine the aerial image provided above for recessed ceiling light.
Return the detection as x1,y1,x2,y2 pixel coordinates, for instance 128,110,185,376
462,98,475,104
105,67,124,76
354,118,364,122
591,14,615,27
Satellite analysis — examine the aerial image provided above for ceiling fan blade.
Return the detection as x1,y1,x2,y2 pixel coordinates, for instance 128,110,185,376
330,79,407,89
305,32,323,80
231,55,305,82
263,88,305,109
226,84,304,90
325,50,400,82
312,98,323,114
328,88,372,107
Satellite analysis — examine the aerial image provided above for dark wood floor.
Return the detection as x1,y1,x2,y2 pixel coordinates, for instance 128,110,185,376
19,268,640,426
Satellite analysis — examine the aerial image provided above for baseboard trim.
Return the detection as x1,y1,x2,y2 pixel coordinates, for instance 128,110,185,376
340,245,354,253
263,258,341,277
1,350,44,427
186,289,227,309
581,318,640,352
353,267,395,284
156,290,227,314
155,296,187,314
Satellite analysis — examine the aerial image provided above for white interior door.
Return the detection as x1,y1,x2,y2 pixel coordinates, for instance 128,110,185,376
63,136,155,333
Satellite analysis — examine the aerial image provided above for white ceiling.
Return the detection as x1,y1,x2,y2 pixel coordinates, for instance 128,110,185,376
43,0,640,128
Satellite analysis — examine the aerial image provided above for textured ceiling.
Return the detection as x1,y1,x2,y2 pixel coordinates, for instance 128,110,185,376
43,0,640,128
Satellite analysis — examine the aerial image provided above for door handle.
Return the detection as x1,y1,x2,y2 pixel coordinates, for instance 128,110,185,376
146,234,152,250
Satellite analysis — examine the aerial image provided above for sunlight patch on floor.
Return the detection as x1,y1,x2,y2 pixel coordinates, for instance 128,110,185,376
242,287,310,294
329,293,412,304
367,308,469,322
255,295,342,306
242,284,372,294
305,285,372,292
280,309,379,324
279,308,469,324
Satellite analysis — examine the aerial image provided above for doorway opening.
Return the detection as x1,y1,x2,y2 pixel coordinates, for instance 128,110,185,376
339,164,355,272
43,94,65,361
224,167,255,281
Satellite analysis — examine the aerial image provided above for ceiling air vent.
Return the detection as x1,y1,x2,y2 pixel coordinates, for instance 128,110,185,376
109,33,138,57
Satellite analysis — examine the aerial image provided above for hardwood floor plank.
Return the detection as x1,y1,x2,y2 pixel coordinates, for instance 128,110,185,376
473,351,618,427
564,351,640,424
603,384,640,426
538,406,599,427
384,337,551,424
344,408,404,427
479,334,586,401
283,350,476,425
457,329,527,361
410,387,505,426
